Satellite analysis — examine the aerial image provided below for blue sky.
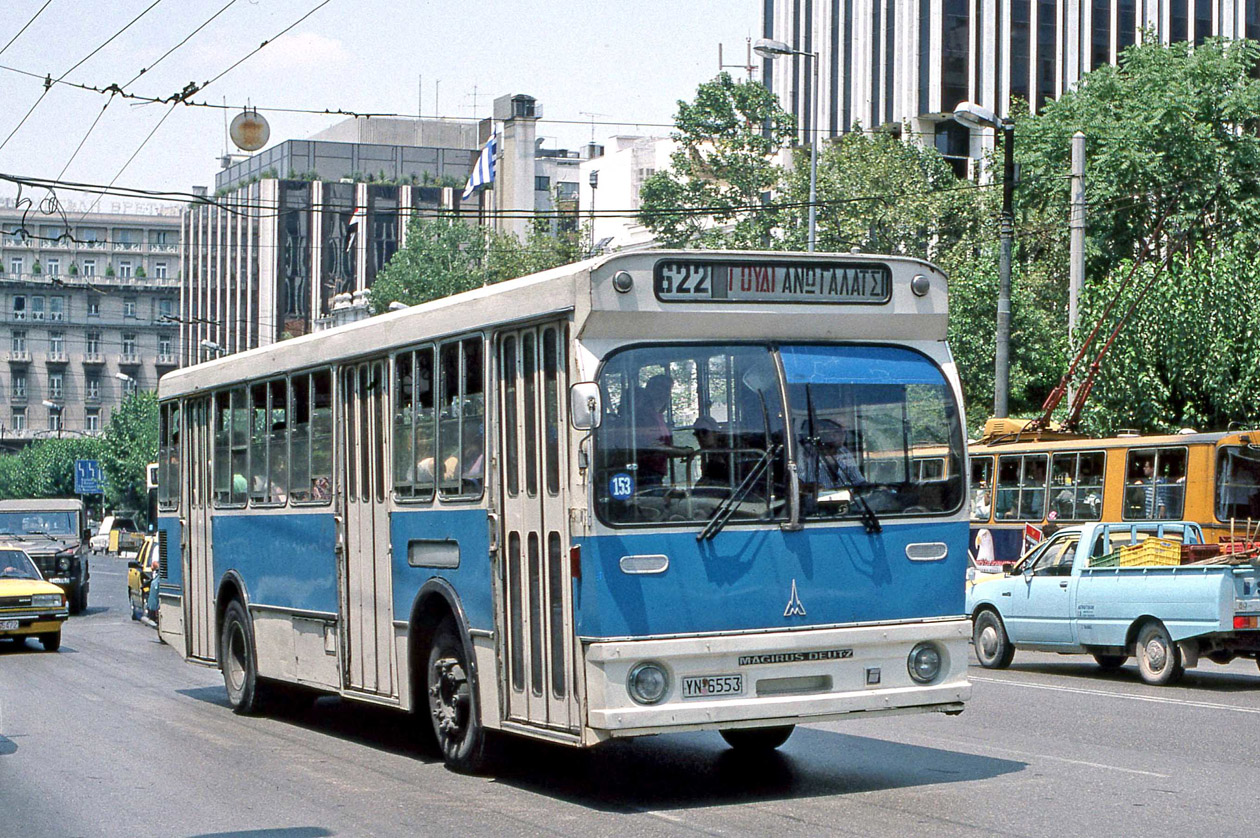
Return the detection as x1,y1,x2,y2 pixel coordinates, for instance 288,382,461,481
0,0,761,204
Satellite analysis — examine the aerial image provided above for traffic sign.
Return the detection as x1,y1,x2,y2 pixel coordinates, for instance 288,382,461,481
75,459,103,495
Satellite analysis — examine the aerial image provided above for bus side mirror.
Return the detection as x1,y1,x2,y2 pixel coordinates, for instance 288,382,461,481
569,382,602,430
1001,562,1015,576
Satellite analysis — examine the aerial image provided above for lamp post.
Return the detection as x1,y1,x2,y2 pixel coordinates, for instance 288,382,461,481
754,37,818,252
41,400,62,438
199,339,224,361
953,101,1015,419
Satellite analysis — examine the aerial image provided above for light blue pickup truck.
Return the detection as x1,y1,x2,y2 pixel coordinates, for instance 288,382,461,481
966,522,1260,685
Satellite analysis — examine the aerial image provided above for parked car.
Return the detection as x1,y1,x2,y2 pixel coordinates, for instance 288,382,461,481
90,516,136,554
127,536,159,623
967,521,1260,685
0,547,69,651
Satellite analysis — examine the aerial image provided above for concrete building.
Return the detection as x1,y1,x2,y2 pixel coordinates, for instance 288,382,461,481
0,201,181,444
578,135,676,252
183,108,584,359
765,0,1260,166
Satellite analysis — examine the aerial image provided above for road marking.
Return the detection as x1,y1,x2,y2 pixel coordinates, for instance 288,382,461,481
971,674,1260,715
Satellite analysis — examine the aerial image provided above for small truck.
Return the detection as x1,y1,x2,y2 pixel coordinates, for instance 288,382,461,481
966,521,1260,685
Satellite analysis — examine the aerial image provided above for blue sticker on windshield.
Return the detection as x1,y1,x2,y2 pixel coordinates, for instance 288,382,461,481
609,472,635,500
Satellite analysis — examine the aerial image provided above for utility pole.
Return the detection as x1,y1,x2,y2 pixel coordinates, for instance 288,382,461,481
719,39,756,80
1068,131,1086,406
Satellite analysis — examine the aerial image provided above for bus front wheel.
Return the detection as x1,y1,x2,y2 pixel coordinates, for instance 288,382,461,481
220,599,269,714
427,618,489,774
720,725,794,751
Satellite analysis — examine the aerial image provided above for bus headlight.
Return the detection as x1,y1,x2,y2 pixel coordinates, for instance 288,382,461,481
908,643,943,683
627,661,669,704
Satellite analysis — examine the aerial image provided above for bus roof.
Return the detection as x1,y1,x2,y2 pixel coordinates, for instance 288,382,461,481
160,249,949,399
969,429,1241,452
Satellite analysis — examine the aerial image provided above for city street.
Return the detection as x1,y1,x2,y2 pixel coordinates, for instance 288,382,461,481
1,556,1257,838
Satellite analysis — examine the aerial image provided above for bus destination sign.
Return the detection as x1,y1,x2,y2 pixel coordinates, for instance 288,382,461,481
653,260,892,305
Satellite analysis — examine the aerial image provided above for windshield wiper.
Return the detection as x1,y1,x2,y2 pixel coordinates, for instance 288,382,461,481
698,444,781,541
802,384,881,534
816,445,882,534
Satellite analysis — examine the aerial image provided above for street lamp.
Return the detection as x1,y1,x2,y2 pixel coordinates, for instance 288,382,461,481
200,339,224,360
754,37,819,252
953,101,1016,419
41,400,63,437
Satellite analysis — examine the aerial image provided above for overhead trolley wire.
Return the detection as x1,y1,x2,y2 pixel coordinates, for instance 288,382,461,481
0,0,166,156
0,0,55,58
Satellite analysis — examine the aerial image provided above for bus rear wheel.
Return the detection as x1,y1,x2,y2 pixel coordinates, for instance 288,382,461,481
220,599,270,714
426,618,489,774
720,725,794,751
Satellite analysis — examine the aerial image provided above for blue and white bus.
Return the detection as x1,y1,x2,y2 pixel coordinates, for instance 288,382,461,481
155,249,971,772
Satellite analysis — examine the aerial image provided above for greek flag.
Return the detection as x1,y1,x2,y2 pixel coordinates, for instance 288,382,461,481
462,135,496,200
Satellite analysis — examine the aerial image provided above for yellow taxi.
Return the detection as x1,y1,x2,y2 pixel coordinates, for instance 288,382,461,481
127,535,158,623
0,547,69,651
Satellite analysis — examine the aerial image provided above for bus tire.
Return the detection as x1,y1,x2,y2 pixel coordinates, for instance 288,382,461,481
220,598,269,714
1091,653,1127,671
973,609,1015,669
426,617,489,774
1135,621,1183,686
720,725,794,751
39,630,61,652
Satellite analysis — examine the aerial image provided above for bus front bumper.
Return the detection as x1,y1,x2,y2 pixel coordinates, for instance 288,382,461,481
582,618,971,738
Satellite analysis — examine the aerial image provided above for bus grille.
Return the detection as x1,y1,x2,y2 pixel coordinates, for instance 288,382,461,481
158,529,168,579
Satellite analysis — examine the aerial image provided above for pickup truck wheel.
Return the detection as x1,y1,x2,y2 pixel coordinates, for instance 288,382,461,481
973,609,1015,669
1091,654,1127,670
1135,621,1183,685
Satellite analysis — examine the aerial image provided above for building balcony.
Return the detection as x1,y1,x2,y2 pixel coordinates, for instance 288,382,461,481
149,244,179,253
80,240,108,250
84,392,100,404
156,353,177,368
9,392,26,404
46,351,68,365
82,352,104,365
118,353,141,366
114,242,143,252
5,350,30,363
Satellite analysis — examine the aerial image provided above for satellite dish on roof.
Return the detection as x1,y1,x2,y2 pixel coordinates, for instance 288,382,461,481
229,108,270,152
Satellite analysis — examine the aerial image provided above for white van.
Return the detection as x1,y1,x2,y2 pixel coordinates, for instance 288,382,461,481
90,516,136,554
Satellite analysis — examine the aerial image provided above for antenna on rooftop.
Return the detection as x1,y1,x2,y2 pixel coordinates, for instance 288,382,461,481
719,38,757,80
579,112,608,142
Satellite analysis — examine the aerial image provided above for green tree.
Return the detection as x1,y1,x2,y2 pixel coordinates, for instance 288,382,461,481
1073,244,1260,434
0,437,105,500
638,72,796,248
100,391,158,524
367,216,578,314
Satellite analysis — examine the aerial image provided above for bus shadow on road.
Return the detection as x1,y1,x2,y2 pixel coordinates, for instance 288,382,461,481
490,727,1025,810
176,687,1025,807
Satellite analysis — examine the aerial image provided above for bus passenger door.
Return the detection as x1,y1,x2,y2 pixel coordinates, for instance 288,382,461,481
497,323,578,733
184,397,215,662
338,362,397,698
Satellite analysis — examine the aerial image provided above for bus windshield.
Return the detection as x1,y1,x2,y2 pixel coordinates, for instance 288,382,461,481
780,345,965,520
594,344,788,526
592,343,965,526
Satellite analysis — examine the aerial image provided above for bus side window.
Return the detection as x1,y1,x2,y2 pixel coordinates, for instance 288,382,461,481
970,456,993,521
290,375,311,502
309,371,333,502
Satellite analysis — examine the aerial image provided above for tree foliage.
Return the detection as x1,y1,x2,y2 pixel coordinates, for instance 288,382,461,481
100,391,158,524
0,437,105,500
638,72,796,248
368,216,582,313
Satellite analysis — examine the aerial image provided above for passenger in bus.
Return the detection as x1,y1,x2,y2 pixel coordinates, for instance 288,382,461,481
634,374,676,485
1019,459,1047,518
1133,458,1171,518
800,419,866,492
691,416,730,485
